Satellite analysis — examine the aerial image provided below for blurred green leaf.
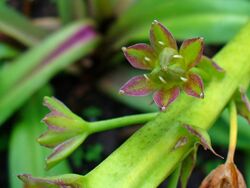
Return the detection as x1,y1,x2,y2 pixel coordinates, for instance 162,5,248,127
8,87,71,188
209,109,250,151
56,0,86,24
245,151,250,188
202,160,223,174
0,43,19,60
109,0,250,48
180,148,197,188
82,106,102,120
85,144,103,162
0,4,48,46
90,0,115,21
167,165,181,188
0,21,99,125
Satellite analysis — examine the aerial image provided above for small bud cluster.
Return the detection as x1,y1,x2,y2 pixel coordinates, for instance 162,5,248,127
120,20,223,110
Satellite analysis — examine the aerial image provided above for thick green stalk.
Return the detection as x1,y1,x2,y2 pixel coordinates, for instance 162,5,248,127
88,113,158,133
84,22,250,187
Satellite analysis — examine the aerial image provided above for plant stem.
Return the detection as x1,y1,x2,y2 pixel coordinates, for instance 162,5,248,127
88,112,158,133
226,100,238,163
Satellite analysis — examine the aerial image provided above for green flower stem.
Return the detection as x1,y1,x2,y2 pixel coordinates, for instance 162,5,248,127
84,22,250,188
88,112,158,134
226,100,237,163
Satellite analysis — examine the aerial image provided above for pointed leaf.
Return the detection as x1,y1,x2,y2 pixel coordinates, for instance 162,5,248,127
38,97,88,148
46,135,87,169
38,115,85,148
183,73,204,99
183,124,223,159
122,43,156,70
119,75,154,96
180,147,198,188
235,88,250,124
153,87,180,110
197,56,225,80
18,174,85,188
180,37,204,69
43,96,80,120
150,20,177,53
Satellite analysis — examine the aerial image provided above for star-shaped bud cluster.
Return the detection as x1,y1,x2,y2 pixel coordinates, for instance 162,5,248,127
120,20,223,110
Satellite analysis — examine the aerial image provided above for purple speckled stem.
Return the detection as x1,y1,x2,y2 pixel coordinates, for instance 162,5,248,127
42,25,97,64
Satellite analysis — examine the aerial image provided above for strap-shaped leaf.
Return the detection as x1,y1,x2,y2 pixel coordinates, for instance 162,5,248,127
122,43,156,70
180,37,204,69
0,4,48,46
150,20,177,53
0,21,99,125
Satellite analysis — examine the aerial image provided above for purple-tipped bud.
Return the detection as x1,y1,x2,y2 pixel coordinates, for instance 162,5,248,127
119,75,155,96
183,73,204,99
18,173,85,188
179,37,204,69
38,96,89,169
153,87,180,110
150,20,177,53
122,43,156,70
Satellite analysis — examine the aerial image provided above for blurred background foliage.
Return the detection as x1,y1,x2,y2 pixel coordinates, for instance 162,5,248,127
0,0,249,187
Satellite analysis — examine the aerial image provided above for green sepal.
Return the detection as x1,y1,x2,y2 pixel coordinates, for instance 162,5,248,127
183,124,223,159
18,174,85,188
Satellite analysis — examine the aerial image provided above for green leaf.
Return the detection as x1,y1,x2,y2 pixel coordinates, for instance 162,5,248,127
245,151,250,188
109,0,250,48
8,87,71,188
89,0,115,21
56,0,86,24
210,109,250,151
0,4,48,46
0,43,19,60
180,147,197,188
0,21,99,125
167,165,181,188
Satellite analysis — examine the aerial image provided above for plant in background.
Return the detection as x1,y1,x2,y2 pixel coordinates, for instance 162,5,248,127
18,21,250,188
0,1,250,188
